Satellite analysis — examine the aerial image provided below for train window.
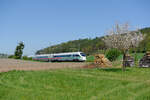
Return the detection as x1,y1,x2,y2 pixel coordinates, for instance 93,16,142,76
67,55,71,57
80,53,86,57
73,54,80,57
37,56,48,58
54,55,71,57
54,55,59,57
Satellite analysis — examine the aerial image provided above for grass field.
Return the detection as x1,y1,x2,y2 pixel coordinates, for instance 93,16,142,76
0,68,150,100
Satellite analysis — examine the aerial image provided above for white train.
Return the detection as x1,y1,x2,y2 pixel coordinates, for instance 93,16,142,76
33,52,86,62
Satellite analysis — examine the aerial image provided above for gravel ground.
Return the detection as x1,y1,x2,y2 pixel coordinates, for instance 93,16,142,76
0,59,88,72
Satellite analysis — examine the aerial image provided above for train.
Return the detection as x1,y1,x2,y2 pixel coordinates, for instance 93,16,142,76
33,52,86,62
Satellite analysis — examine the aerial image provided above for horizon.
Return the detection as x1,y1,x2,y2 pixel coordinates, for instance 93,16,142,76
0,0,150,55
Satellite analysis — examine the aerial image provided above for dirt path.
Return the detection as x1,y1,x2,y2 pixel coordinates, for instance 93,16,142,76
0,59,88,72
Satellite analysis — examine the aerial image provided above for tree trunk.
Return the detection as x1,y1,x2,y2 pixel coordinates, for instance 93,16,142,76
122,51,127,71
134,49,137,66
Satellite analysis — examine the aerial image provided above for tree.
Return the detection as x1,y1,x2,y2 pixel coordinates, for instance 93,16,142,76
14,42,25,59
103,23,144,71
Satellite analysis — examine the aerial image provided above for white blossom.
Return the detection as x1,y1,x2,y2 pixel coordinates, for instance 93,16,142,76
103,23,145,51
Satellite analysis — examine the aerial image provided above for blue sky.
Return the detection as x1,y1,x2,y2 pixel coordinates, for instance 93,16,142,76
0,0,150,55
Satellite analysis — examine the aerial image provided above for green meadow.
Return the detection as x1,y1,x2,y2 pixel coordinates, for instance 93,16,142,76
0,67,150,100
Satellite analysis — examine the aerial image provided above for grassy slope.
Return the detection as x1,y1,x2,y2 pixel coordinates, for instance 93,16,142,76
0,68,150,100
36,27,150,55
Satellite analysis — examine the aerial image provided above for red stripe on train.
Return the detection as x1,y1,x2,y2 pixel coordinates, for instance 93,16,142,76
34,57,62,60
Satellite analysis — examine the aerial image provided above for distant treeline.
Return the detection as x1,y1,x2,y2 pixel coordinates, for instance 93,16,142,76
0,53,8,58
36,27,150,55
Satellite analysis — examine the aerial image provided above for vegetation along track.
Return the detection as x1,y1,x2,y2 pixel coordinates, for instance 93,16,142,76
0,59,87,72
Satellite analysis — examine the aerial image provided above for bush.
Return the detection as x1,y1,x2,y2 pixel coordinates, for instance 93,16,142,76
8,55,15,59
22,56,28,60
22,56,32,60
96,49,107,54
86,56,95,62
105,49,121,61
28,57,33,60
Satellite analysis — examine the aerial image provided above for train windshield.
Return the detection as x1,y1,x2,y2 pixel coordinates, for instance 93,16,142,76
80,53,86,57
